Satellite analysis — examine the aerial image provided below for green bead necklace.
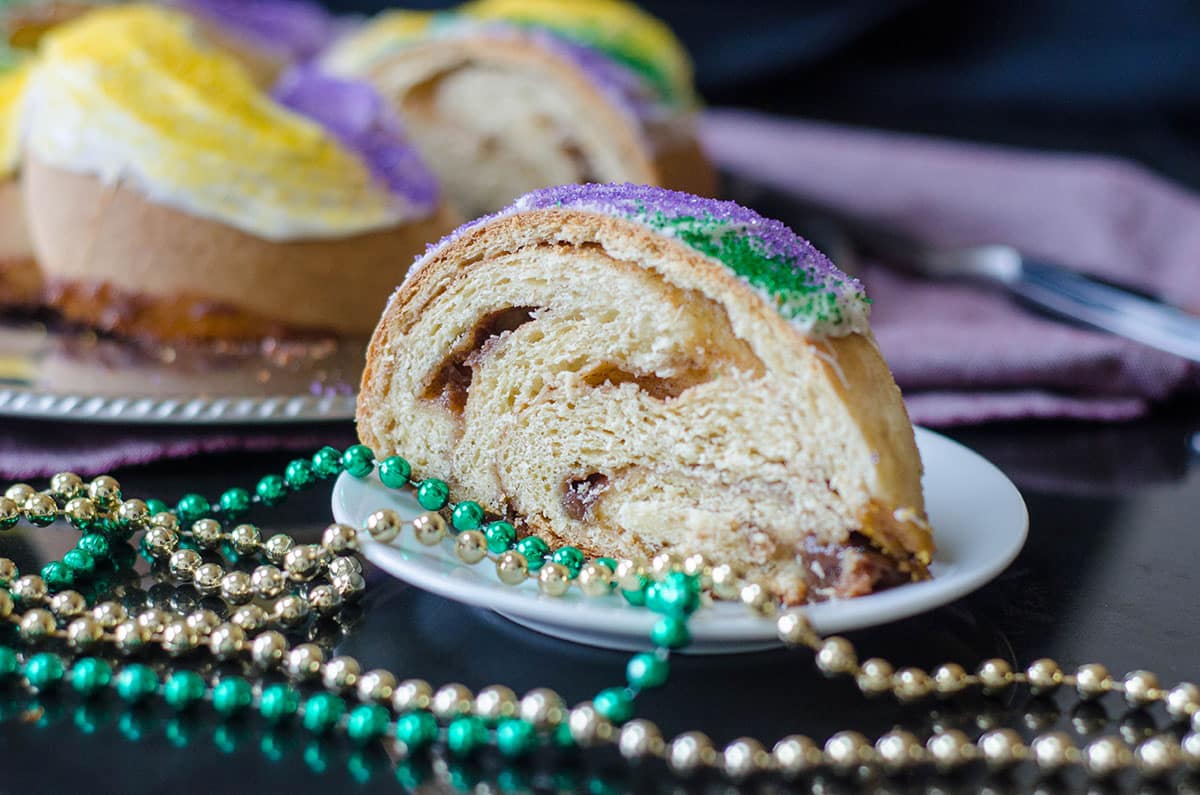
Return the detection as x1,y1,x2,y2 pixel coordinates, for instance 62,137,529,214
0,447,1197,782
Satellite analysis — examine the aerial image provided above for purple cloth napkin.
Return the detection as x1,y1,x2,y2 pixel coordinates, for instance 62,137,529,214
701,109,1200,426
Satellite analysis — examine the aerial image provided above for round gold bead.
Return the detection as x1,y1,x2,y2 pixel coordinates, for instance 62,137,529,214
824,731,871,773
321,656,360,692
135,609,169,636
66,615,102,650
220,571,254,604
669,731,715,775
49,472,83,500
327,556,362,579
250,565,287,599
263,533,294,564
712,566,740,599
192,563,225,595
116,499,150,530
307,584,342,615
978,729,1025,770
321,523,358,553
773,734,819,778
365,509,402,544
412,512,447,546
520,688,565,729
455,530,488,565
0,590,11,619
1031,731,1073,772
739,582,774,616
1075,663,1112,699
775,611,817,648
927,730,975,772
113,620,150,655
1083,736,1132,778
272,595,310,628
432,683,474,719
474,685,518,721
161,620,200,656
357,669,396,703
149,512,179,532
682,553,708,577
91,600,127,629
723,737,766,780
496,551,529,585
392,679,433,713
576,562,613,597
62,498,96,529
618,719,663,760
4,484,35,503
537,562,571,596
0,557,16,584
22,493,58,526
229,524,262,555
977,658,1014,693
185,609,220,635
1134,736,1182,778
0,497,21,528
856,658,895,696
190,518,223,549
48,590,87,619
168,548,202,580
650,551,683,578
1121,669,1161,707
1166,683,1200,721
143,526,178,559
208,623,246,660
893,667,934,703
875,730,923,773
250,630,288,669
568,703,605,747
19,608,56,640
614,559,647,592
87,475,121,506
230,604,269,632
11,574,48,605
1182,732,1200,769
815,637,858,676
1026,658,1062,694
330,572,366,600
284,643,325,679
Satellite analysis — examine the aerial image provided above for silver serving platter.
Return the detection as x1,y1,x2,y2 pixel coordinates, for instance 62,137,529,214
0,316,362,424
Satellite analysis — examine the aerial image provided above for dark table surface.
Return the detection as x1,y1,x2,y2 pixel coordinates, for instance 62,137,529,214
0,404,1197,794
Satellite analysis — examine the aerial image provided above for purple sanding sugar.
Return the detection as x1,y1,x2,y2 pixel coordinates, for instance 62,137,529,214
272,66,440,213
178,0,334,62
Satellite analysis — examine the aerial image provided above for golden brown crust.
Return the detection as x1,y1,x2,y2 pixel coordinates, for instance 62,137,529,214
0,177,40,306
23,156,460,339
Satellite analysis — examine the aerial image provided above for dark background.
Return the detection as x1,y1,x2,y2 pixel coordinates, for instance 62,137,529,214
323,0,1200,189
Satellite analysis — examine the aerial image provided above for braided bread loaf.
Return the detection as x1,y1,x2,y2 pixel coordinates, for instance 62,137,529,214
358,185,932,604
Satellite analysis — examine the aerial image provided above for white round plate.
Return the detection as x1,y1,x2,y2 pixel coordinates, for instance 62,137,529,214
332,428,1027,654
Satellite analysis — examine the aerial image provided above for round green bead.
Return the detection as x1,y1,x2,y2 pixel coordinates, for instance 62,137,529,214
551,546,585,578
145,499,169,517
650,616,691,649
621,575,648,606
484,521,517,554
255,475,287,506
592,688,634,724
259,683,300,722
69,658,112,695
40,561,74,590
346,704,390,743
515,537,550,572
218,488,251,517
416,479,449,511
495,719,537,757
301,692,345,734
163,671,206,709
25,653,65,690
284,459,316,491
377,456,412,489
62,548,95,575
626,653,669,689
450,501,484,532
394,710,438,749
115,664,158,702
175,494,211,523
342,445,376,478
0,647,18,679
446,716,488,756
77,534,111,559
645,571,700,617
212,677,254,715
311,446,343,478
554,722,576,749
